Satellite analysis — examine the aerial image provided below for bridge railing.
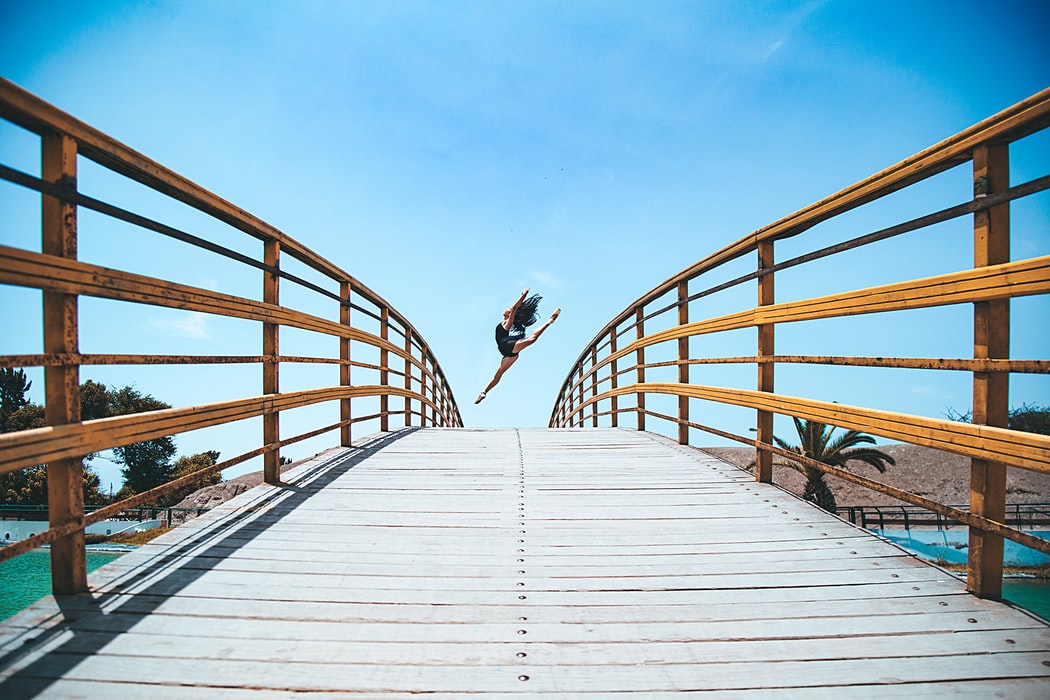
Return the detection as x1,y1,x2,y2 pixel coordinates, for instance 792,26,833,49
0,78,461,593
550,88,1050,598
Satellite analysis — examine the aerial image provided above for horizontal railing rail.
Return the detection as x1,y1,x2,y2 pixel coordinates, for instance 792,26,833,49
0,78,461,593
0,503,209,519
550,87,1050,599
844,503,1050,532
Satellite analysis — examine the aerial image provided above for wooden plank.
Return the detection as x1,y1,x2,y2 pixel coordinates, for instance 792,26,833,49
589,255,1050,378
262,239,280,483
4,651,1049,694
679,354,1050,374
3,428,1048,696
339,280,353,446
40,131,87,596
0,385,432,474
19,588,997,628
636,306,646,430
6,626,1049,667
88,551,935,581
595,383,1050,472
380,307,390,431
0,245,416,363
119,535,896,565
677,280,689,443
2,677,1046,700
969,141,1011,598
0,580,992,634
756,239,775,482
6,610,1044,648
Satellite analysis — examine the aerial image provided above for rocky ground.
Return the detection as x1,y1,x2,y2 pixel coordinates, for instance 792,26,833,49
699,443,1050,508
169,458,307,522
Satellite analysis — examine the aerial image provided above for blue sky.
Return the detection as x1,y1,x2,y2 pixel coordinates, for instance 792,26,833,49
1,1,1048,490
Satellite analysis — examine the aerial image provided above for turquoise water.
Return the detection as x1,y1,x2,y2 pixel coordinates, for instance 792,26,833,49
870,529,1050,621
1003,579,1050,621
874,529,1050,568
0,549,125,621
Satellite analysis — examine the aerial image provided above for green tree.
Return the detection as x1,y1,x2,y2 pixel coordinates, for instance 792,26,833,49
0,466,46,506
1,401,47,505
774,418,896,514
946,403,1050,436
156,450,222,508
1009,404,1050,435
5,403,44,432
0,464,104,507
80,379,110,421
0,367,32,430
107,386,177,494
0,375,104,505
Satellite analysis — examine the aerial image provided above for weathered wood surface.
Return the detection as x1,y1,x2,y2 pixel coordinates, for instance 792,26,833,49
592,383,1050,473
2,428,1048,697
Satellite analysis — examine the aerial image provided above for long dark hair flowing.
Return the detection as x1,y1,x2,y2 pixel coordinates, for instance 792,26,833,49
514,294,542,329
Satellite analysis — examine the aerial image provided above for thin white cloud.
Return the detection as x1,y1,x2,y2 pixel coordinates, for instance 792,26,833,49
762,39,786,61
145,311,211,340
757,0,827,63
528,269,565,292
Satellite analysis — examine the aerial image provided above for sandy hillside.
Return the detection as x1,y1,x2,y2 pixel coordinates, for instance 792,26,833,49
700,443,1050,508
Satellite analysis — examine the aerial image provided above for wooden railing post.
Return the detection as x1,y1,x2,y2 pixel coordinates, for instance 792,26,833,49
576,367,584,427
636,307,645,432
756,240,775,483
433,371,439,426
263,239,280,484
420,352,429,426
590,347,599,427
609,330,618,428
380,308,389,432
557,384,568,427
439,372,447,426
340,282,352,447
422,351,430,426
557,385,565,428
969,142,1010,598
404,328,413,426
42,131,86,595
677,281,689,445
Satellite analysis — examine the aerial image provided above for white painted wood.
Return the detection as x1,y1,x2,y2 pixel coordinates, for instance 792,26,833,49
2,427,1048,697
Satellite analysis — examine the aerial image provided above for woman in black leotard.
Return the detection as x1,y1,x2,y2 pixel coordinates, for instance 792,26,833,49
475,288,560,404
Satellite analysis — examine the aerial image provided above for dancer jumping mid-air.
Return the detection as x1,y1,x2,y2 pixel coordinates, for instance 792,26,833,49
475,288,560,404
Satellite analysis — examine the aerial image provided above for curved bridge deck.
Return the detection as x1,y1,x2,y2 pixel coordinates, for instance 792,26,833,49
3,428,1049,697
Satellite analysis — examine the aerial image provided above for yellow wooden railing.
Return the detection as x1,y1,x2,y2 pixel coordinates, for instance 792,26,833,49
550,88,1050,598
0,78,461,593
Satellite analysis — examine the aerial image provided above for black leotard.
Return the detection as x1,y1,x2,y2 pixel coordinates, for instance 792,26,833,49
495,323,524,358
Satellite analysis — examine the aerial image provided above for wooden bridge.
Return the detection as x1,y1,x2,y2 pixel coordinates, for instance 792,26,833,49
4,427,1049,696
2,81,1050,696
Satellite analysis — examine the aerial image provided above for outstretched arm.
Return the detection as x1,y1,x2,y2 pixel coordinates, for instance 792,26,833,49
502,288,530,330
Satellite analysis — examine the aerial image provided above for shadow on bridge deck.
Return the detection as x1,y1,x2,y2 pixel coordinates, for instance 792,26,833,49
2,428,1048,697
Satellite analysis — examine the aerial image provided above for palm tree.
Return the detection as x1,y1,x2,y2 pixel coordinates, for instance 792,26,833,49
773,418,895,514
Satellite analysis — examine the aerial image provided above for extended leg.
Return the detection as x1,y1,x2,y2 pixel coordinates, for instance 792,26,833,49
511,308,560,354
476,355,518,403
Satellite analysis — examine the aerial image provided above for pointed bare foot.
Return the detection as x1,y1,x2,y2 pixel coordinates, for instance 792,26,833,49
549,308,561,323
474,392,486,404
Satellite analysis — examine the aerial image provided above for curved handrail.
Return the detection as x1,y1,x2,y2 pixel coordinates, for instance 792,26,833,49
565,89,1050,369
550,87,1050,598
0,78,461,589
